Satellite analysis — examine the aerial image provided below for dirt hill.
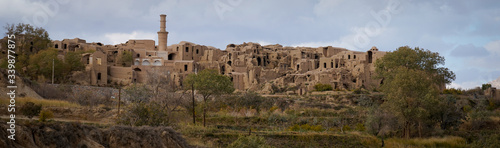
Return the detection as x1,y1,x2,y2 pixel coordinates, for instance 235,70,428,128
0,122,191,148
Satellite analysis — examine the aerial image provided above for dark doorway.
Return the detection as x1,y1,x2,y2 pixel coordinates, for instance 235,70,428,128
368,51,373,63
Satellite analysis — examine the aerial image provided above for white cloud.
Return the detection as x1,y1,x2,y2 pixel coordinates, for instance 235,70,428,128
257,41,274,46
447,81,483,90
104,31,157,45
446,82,463,89
484,40,500,55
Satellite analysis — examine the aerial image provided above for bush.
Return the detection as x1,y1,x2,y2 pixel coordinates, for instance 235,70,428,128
39,110,54,122
481,83,492,90
21,102,42,119
288,124,323,132
228,135,274,148
117,102,172,126
355,123,365,131
314,83,333,91
443,88,463,95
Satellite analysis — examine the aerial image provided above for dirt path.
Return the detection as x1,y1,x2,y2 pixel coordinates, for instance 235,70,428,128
0,115,112,125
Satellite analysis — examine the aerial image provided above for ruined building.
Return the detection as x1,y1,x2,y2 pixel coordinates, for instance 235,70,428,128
51,14,387,94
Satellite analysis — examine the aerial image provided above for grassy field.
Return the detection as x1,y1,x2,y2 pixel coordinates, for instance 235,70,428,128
0,97,80,107
6,92,497,148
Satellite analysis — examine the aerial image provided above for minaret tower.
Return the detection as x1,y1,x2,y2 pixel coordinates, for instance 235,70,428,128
158,14,168,51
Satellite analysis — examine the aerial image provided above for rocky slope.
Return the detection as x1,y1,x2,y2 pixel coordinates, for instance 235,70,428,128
0,68,42,99
0,122,190,148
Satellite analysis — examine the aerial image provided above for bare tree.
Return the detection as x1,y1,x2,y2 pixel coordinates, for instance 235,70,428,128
147,68,188,120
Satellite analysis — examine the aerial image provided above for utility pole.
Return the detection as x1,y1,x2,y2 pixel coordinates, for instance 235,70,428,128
192,67,197,125
118,87,121,117
52,58,54,84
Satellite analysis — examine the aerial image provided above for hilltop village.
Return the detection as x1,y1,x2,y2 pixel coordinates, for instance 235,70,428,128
52,14,387,94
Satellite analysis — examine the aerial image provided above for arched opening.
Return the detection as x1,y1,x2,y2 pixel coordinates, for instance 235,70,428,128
134,60,140,65
133,68,142,71
196,49,199,54
97,73,101,80
136,54,140,58
153,60,162,66
335,63,339,68
184,65,188,71
324,63,327,68
331,62,334,68
142,60,150,66
64,44,67,49
228,53,232,59
185,47,189,52
368,51,373,63
297,64,300,70
176,47,179,51
55,44,59,48
168,53,175,60
348,55,351,59
227,61,232,66
354,55,356,59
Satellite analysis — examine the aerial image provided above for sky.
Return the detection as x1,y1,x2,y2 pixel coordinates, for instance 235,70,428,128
1,0,499,89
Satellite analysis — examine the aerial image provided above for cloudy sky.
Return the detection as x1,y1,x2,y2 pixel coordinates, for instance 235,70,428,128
1,0,499,89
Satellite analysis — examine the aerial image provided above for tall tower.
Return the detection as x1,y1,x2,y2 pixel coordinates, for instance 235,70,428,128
158,14,168,51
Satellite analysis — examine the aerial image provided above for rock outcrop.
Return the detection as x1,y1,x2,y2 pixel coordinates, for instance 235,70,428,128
0,122,190,148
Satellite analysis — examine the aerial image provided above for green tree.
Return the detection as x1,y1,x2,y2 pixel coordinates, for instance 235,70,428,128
64,51,84,73
375,46,455,138
27,48,64,82
481,83,492,90
117,50,133,67
3,23,51,75
183,69,234,127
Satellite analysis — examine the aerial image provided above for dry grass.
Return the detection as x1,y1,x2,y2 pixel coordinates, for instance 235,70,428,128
385,136,466,148
0,97,80,108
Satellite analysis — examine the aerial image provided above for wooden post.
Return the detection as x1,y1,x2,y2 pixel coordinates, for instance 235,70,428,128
118,88,121,116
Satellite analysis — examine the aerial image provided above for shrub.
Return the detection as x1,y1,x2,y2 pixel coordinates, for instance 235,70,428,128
228,135,274,148
314,83,333,91
443,88,463,95
21,102,42,119
117,102,172,126
39,110,54,122
355,123,365,131
288,124,323,132
481,83,492,90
